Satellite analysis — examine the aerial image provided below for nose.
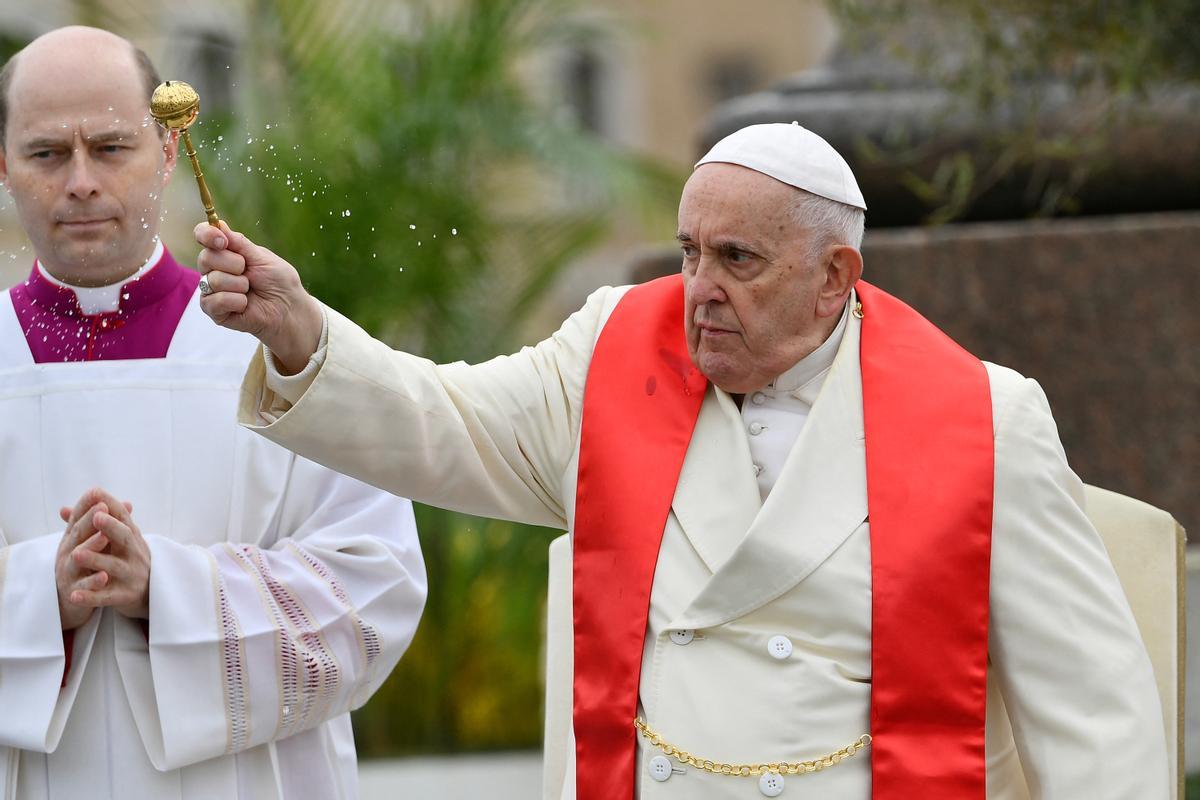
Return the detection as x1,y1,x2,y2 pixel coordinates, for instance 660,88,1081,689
686,255,728,307
64,149,101,199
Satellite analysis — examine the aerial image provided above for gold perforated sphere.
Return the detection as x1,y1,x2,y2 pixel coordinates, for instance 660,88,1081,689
150,80,200,130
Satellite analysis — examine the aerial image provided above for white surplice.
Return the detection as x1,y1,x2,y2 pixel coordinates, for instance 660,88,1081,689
0,294,426,800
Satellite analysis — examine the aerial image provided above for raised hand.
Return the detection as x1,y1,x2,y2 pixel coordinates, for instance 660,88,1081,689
58,488,150,621
195,221,324,374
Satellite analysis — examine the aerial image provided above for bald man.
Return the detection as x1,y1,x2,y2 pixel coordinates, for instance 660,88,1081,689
0,28,426,800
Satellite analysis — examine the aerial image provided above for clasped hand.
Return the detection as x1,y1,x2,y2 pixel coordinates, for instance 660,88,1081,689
55,488,150,631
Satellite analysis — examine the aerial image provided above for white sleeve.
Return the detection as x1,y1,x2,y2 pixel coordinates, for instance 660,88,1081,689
112,460,426,771
988,378,1169,797
0,534,102,752
239,286,627,529
261,309,330,417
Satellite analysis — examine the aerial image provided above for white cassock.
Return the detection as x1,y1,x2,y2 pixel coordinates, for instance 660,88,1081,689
242,285,1167,799
0,290,426,800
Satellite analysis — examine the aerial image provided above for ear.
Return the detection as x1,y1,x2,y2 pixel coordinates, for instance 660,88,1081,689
160,130,179,183
816,245,863,318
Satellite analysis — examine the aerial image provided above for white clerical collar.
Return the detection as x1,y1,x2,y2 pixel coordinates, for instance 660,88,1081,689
37,239,164,316
769,291,853,395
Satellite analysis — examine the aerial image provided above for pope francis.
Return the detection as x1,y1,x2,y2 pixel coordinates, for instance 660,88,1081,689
194,123,1168,799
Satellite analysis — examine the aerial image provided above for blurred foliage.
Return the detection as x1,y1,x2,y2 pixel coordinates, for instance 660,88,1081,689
208,0,677,359
1189,773,1199,800
833,0,1200,94
195,0,677,755
828,0,1200,221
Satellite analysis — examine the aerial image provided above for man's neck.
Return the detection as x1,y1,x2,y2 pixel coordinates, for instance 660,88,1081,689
767,295,853,395
37,240,164,315
40,241,163,289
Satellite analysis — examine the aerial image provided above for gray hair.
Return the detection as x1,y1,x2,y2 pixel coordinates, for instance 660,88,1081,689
788,189,865,263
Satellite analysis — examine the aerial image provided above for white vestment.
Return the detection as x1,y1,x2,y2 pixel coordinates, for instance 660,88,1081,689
243,285,1168,799
0,293,426,800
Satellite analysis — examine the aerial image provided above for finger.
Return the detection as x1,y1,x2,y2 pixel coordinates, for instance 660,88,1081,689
60,506,71,523
69,570,109,603
220,224,278,267
73,531,109,557
195,221,228,251
73,548,127,581
197,245,247,277
123,501,134,514
93,510,134,550
199,292,250,324
88,489,133,528
70,586,140,610
202,270,250,295
65,488,103,529
64,501,106,548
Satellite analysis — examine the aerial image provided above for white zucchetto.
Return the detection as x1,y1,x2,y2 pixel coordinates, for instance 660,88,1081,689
695,122,867,211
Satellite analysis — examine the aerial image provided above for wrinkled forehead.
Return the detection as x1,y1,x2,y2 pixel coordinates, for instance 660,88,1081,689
678,163,801,230
7,51,151,141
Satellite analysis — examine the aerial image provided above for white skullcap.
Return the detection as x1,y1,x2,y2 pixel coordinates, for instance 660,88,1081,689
695,122,867,211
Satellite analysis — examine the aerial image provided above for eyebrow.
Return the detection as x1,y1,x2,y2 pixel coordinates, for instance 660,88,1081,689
676,232,764,256
20,129,139,151
85,130,138,145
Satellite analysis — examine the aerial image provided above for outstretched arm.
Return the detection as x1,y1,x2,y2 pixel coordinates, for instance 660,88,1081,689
195,221,629,529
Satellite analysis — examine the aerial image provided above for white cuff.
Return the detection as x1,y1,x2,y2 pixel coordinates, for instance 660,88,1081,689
263,309,329,408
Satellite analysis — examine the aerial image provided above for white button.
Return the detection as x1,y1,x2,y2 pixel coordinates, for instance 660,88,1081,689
748,421,765,435
767,635,793,660
670,629,695,646
752,463,764,477
649,755,673,782
759,772,785,796
751,392,767,405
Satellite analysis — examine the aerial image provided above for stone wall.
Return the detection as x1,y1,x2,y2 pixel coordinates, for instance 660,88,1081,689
860,212,1198,538
632,211,1199,537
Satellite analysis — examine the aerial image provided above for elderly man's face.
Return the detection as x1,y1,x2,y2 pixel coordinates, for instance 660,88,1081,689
0,33,175,285
679,163,840,393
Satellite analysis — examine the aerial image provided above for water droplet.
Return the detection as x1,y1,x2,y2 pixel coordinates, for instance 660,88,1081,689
451,228,458,236
408,224,416,230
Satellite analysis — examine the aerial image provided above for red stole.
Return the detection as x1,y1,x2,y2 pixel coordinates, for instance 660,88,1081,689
573,275,994,798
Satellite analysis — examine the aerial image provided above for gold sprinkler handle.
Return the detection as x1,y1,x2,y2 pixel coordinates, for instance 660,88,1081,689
180,130,220,227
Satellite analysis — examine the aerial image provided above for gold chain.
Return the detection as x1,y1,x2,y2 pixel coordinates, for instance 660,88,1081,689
634,717,871,778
